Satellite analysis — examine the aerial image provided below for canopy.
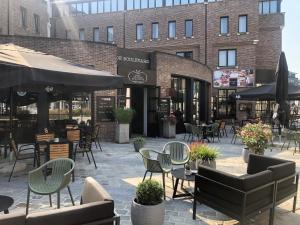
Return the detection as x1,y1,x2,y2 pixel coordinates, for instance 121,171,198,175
231,83,300,101
0,43,123,92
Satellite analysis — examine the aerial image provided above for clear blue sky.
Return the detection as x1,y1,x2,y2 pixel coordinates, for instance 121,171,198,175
282,0,300,75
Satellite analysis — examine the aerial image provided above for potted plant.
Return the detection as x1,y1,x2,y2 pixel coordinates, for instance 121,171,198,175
114,107,134,143
238,122,272,163
131,179,165,225
161,114,176,138
133,136,145,152
189,142,219,169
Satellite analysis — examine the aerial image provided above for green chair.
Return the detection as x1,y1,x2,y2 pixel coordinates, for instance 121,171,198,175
139,148,172,199
26,158,75,214
207,123,220,143
74,134,97,169
191,125,202,142
163,141,190,166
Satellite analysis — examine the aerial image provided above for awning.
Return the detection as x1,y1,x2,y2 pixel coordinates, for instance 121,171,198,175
0,43,123,92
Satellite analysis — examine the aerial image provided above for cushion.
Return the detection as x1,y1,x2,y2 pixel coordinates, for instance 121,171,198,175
81,177,113,204
0,212,26,225
267,162,295,180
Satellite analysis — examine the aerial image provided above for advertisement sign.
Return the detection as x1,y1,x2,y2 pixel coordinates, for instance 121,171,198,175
213,69,255,88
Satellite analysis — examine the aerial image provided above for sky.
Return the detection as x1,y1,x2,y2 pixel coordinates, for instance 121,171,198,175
282,0,300,75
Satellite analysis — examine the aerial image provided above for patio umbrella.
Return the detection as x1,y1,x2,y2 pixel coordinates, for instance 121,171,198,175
275,52,290,128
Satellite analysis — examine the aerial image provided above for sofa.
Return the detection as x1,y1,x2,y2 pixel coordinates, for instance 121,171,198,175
193,154,298,225
0,177,120,225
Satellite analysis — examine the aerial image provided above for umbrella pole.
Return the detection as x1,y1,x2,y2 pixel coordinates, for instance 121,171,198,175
278,124,282,143
9,87,13,139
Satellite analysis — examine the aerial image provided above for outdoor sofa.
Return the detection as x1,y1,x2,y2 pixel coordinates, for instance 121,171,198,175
0,177,120,225
193,154,298,225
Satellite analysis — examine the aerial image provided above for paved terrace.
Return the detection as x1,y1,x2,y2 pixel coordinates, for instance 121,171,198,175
0,133,299,225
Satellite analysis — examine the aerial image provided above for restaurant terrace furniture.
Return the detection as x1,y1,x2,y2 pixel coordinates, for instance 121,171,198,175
191,125,202,142
91,125,103,151
66,129,81,151
73,135,97,169
0,195,14,214
183,123,192,141
193,154,298,225
171,168,195,199
8,139,37,182
48,142,71,160
206,123,220,143
218,121,227,137
139,148,172,199
0,177,120,225
163,141,190,166
35,133,55,166
280,129,297,151
231,126,240,144
26,158,75,215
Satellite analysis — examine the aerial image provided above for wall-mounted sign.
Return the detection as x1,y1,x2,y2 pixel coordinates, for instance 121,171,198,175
213,69,255,88
128,70,147,84
96,96,115,122
117,56,149,64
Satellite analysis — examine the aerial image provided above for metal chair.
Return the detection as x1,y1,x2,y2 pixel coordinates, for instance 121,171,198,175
281,129,297,151
219,121,227,137
191,125,202,142
139,148,172,199
207,123,220,143
26,158,75,214
231,126,240,144
92,125,103,151
162,141,190,166
74,135,97,168
8,139,37,182
183,123,192,141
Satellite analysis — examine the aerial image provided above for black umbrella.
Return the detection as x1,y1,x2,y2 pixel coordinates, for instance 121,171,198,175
275,52,290,128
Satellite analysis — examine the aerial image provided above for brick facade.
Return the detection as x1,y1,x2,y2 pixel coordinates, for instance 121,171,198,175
0,0,49,37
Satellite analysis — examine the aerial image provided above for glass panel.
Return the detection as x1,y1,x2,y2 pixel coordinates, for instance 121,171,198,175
98,1,104,12
262,1,270,14
218,50,227,67
152,23,159,39
190,0,196,3
220,17,228,34
118,0,124,10
76,3,83,14
107,27,113,42
176,52,184,57
82,2,89,14
141,0,148,8
228,50,236,66
104,0,111,12
174,0,180,5
136,24,144,40
93,28,100,42
185,20,193,37
134,0,141,9
181,0,188,4
156,0,162,7
149,0,155,8
127,0,134,9
70,4,77,15
259,2,263,14
196,0,204,2
168,21,176,38
166,0,173,6
270,0,277,13
79,29,85,40
91,1,98,14
112,0,117,11
239,15,247,33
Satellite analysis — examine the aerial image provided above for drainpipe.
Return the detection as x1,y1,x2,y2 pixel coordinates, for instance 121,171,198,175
204,0,208,65
7,0,10,35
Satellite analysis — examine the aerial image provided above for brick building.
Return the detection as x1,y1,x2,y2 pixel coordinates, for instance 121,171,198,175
0,0,49,37
50,0,284,120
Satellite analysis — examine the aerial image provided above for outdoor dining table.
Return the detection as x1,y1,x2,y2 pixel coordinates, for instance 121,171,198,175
0,195,14,214
171,168,195,199
197,124,211,142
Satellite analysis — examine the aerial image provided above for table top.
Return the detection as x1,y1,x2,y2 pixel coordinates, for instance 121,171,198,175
171,168,195,181
0,195,14,212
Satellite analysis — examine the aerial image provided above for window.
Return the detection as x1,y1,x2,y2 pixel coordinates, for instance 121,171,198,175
238,15,247,33
174,0,180,5
65,30,70,39
118,0,124,10
151,22,159,39
168,21,176,38
104,0,111,12
79,29,85,41
141,0,148,9
93,27,100,42
218,89,236,119
176,51,193,59
149,0,155,8
107,26,114,42
181,0,188,4
91,1,98,14
156,0,163,7
136,24,144,41
220,16,229,34
20,7,27,28
70,4,77,15
134,0,141,9
259,0,278,14
218,49,236,67
127,0,134,10
166,0,173,6
185,20,193,38
33,14,40,34
112,0,117,11
76,3,83,15
98,1,104,12
82,2,89,14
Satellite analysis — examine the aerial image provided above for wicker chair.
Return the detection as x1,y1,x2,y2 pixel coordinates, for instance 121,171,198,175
26,158,75,214
139,148,172,199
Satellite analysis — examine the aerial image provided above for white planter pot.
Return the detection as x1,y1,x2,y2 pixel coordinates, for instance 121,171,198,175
131,200,165,225
242,148,250,163
163,121,176,138
115,123,129,143
197,159,216,169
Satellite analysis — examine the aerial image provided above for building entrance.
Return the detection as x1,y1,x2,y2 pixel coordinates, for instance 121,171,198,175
131,87,144,135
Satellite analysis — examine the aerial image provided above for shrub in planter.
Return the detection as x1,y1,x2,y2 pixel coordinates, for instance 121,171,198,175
114,108,135,143
131,179,165,225
189,142,219,169
133,136,145,152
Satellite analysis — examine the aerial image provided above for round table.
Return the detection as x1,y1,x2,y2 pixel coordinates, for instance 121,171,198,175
171,168,195,198
0,195,14,214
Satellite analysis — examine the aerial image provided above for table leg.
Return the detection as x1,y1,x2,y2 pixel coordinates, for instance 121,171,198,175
4,209,9,214
172,178,179,198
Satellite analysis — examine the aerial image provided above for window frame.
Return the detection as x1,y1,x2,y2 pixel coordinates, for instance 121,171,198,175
220,16,229,35
218,49,237,67
259,0,279,15
136,23,144,41
93,27,100,42
151,22,159,40
238,15,248,33
33,14,40,34
185,19,193,38
168,21,176,39
20,7,27,28
107,26,114,43
176,51,193,59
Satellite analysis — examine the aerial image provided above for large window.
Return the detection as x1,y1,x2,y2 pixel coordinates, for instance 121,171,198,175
91,1,98,14
220,16,229,34
79,29,85,41
33,14,40,34
136,24,144,41
218,89,236,119
141,0,148,9
185,20,193,38
93,27,100,42
238,15,248,33
127,0,134,10
107,26,114,42
20,7,27,28
82,2,89,14
218,49,236,67
259,0,278,14
176,51,193,59
193,80,201,124
134,0,141,9
151,22,159,39
118,0,125,10
112,0,117,11
168,21,176,38
171,77,187,120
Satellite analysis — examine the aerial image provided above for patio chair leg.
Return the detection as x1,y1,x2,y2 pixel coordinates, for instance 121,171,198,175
143,171,147,181
192,199,197,220
8,159,17,182
269,207,274,225
293,195,297,213
67,185,75,206
150,172,153,180
98,141,103,152
172,175,174,189
86,151,91,164
57,191,60,209
181,180,184,189
89,150,97,169
49,194,52,207
26,187,30,215
162,173,166,200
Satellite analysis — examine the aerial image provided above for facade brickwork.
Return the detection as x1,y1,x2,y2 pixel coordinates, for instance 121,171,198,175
0,0,48,37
